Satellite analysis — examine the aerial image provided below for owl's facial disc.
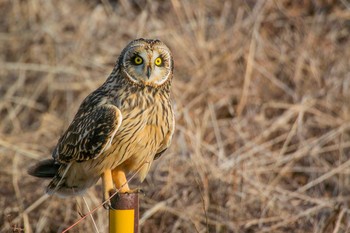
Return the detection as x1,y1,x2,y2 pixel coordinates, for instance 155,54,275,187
122,42,172,86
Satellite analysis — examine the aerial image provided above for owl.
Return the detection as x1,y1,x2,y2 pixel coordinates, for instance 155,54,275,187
28,38,175,207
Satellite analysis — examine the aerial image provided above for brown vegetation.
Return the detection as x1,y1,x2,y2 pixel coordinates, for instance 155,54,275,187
1,0,350,232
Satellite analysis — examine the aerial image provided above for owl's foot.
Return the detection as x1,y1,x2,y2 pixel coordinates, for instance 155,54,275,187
102,169,116,209
124,188,144,195
103,188,118,209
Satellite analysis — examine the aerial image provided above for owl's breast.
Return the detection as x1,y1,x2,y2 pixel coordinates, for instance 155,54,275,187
106,98,170,171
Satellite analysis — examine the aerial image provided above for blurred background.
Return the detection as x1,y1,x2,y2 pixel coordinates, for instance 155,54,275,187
1,0,350,232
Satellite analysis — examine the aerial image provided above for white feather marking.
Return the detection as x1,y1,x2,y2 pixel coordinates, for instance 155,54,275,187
154,72,170,85
123,69,141,84
96,107,122,157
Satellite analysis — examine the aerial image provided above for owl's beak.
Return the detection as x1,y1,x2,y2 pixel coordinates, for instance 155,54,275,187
146,66,152,79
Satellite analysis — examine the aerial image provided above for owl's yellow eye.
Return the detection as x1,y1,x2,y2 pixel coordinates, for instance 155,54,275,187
155,57,163,66
134,56,143,65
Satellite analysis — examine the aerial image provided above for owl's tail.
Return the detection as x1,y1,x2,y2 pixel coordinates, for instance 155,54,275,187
28,159,73,196
29,159,98,197
28,159,59,178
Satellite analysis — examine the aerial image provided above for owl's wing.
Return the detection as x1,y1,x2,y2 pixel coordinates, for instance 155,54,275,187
53,104,122,163
154,109,175,160
154,148,167,160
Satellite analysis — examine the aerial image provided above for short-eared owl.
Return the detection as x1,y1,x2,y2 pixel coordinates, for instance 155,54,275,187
29,38,175,207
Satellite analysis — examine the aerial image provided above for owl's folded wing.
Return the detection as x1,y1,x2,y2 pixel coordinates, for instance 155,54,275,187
53,104,122,163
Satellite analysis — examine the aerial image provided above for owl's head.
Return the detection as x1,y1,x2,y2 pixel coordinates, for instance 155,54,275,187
119,38,173,87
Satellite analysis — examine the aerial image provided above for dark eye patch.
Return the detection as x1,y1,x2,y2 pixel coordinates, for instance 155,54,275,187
131,54,143,65
157,54,169,66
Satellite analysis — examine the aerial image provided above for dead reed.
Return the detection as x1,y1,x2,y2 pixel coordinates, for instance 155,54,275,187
1,0,350,232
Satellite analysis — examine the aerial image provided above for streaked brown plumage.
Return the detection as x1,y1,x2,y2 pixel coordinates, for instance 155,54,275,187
28,38,175,206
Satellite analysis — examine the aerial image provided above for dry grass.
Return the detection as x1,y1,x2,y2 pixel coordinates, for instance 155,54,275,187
1,0,350,232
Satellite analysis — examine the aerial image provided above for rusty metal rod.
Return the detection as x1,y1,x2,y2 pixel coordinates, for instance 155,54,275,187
109,192,139,233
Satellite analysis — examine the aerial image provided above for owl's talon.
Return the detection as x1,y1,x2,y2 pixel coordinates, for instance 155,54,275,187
103,188,118,209
138,188,144,195
103,200,111,209
135,188,144,194
125,188,144,195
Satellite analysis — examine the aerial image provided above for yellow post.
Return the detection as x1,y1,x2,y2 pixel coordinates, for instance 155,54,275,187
109,192,139,233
